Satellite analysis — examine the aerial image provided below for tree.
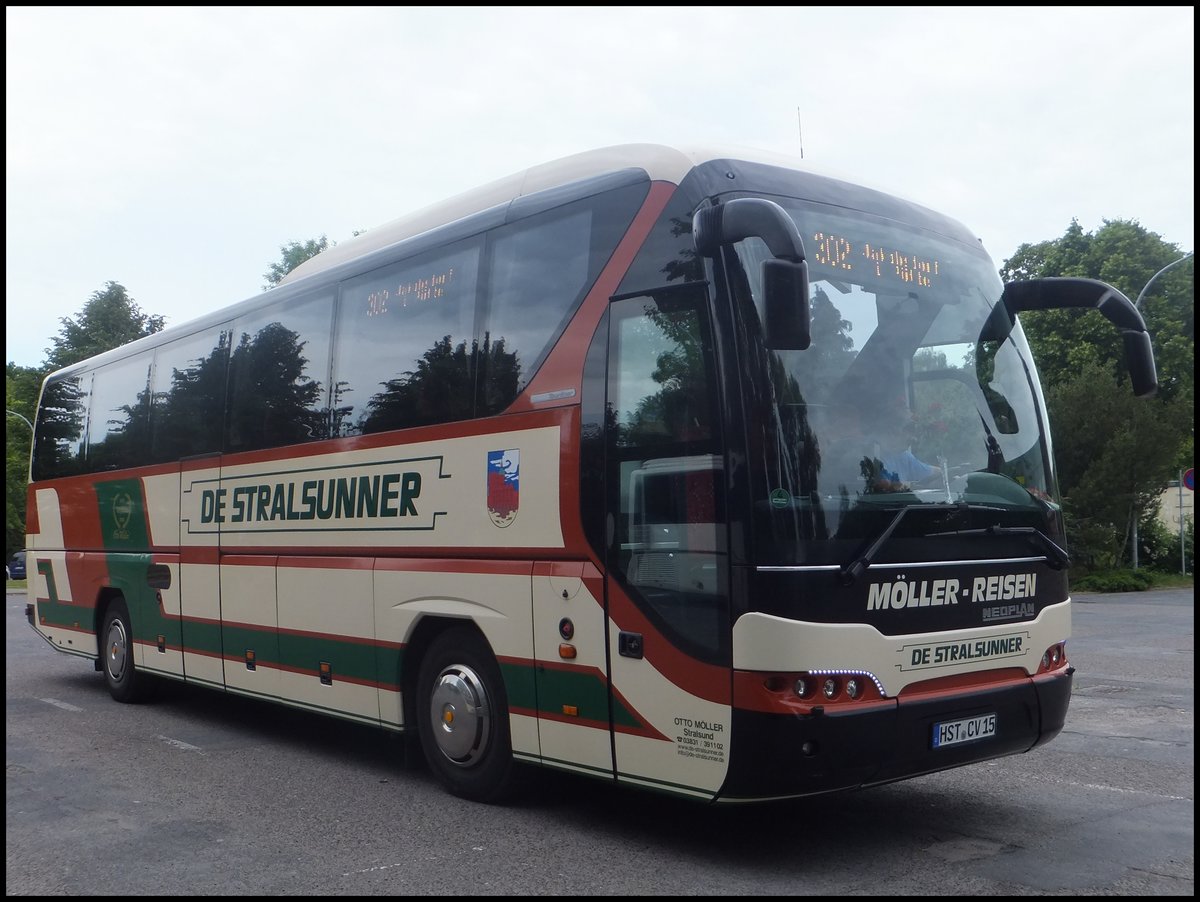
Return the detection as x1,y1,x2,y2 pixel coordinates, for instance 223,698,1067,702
1001,219,1194,569
6,282,165,564
225,323,327,449
1001,219,1194,404
262,236,331,289
1045,362,1189,568
360,333,519,434
6,363,41,563
44,281,164,372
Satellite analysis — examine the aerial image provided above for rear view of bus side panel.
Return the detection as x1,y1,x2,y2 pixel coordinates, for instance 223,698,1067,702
26,472,187,678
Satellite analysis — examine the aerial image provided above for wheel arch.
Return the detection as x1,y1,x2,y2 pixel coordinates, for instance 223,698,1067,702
91,586,126,665
401,615,491,736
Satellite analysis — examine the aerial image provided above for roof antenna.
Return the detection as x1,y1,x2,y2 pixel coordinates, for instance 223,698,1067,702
797,107,805,159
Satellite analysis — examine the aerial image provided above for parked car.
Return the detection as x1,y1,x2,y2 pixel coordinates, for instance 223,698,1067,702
7,550,25,580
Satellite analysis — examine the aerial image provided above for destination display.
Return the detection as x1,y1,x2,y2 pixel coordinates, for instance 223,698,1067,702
809,229,942,290
364,265,460,318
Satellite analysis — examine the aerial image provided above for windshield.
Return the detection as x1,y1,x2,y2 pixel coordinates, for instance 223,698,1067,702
733,198,1062,566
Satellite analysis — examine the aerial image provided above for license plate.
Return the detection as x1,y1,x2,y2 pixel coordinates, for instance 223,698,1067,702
932,713,996,748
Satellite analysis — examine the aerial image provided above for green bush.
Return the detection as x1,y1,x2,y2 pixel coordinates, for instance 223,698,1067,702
1137,514,1186,572
1071,569,1156,593
1064,516,1122,572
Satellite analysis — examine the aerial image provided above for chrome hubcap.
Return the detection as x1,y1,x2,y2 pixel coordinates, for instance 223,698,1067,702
429,664,492,767
106,618,128,682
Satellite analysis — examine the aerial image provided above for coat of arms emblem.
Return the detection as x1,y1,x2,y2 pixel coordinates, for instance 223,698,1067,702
487,450,519,527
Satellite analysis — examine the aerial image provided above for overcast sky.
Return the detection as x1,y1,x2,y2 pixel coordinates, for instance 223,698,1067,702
5,6,1194,370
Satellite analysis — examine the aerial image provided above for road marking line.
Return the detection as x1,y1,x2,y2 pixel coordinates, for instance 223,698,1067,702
155,734,202,752
38,697,82,712
344,862,406,876
1057,779,1189,802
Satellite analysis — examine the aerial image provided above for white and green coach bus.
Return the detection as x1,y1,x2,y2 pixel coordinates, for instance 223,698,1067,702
24,144,1157,803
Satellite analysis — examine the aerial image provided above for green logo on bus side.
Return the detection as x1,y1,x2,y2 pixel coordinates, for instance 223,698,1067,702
95,479,150,548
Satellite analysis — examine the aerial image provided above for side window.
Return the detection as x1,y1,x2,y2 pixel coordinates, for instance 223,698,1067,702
227,292,333,453
31,373,91,481
332,240,481,436
607,288,729,662
87,354,153,472
479,182,646,415
479,207,591,415
150,331,229,463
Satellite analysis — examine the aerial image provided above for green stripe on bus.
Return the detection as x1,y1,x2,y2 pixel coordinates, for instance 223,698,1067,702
34,559,78,629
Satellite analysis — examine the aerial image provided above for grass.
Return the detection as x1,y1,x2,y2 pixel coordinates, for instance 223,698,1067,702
1144,571,1194,589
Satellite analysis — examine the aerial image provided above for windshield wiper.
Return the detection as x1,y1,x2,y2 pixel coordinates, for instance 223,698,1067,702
978,411,1004,473
839,502,969,585
838,502,1055,585
921,525,1075,566
840,506,911,585
926,524,1069,570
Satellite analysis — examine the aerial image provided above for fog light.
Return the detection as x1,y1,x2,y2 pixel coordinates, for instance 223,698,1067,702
823,677,838,699
1041,652,1050,669
794,677,810,698
845,677,860,699
1051,645,1061,664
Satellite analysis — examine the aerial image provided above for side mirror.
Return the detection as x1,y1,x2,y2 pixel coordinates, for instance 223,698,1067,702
763,259,811,350
693,198,811,350
1001,277,1159,398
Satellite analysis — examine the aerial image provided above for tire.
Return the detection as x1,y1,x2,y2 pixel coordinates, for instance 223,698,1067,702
416,627,520,803
101,598,156,703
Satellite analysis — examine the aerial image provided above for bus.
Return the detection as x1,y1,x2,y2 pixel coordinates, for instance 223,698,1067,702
24,144,1157,804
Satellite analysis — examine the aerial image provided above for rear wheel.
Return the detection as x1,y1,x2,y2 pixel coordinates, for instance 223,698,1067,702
101,598,156,703
416,627,520,803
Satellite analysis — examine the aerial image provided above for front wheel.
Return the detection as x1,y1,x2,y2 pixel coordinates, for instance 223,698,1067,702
101,598,156,703
416,627,520,803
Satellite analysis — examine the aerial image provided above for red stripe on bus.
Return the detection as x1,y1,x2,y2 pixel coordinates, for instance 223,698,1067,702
24,484,40,535
376,558,533,576
179,547,220,566
218,555,277,568
731,670,895,716
274,624,382,646
63,552,109,611
605,582,729,704
280,556,376,571
897,667,1030,700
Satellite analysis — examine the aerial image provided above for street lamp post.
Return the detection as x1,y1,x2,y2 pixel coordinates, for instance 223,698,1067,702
1134,252,1194,310
1130,252,1194,570
6,409,33,432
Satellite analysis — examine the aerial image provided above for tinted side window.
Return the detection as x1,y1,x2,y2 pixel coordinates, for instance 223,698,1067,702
31,374,91,481
87,354,153,472
332,240,481,436
151,331,230,463
227,292,334,453
479,182,647,415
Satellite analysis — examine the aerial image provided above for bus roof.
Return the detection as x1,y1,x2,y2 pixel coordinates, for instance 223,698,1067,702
41,143,965,383
278,143,839,287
